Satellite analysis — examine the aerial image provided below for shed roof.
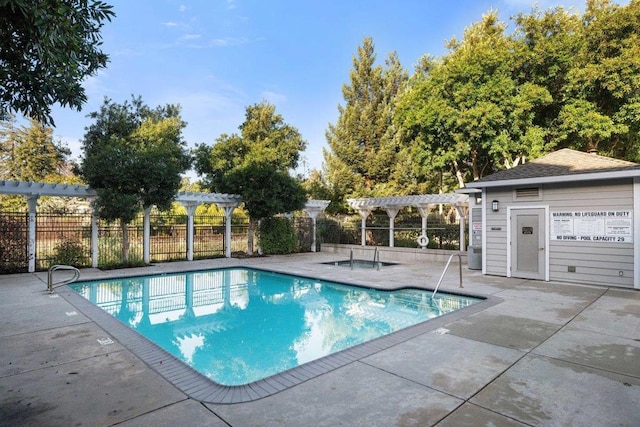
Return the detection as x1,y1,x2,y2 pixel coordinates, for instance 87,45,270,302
466,149,640,188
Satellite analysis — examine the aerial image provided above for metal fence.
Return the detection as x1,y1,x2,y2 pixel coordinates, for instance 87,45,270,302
0,212,256,273
0,210,462,274
0,212,28,273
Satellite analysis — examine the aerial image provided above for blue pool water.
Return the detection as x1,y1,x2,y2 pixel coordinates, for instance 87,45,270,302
70,268,480,386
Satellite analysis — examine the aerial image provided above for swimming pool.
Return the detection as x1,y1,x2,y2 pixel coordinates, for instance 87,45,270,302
66,267,486,401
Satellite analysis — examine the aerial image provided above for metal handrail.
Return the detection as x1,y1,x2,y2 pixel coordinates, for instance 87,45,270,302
432,252,463,298
47,265,81,293
350,248,354,270
373,246,380,270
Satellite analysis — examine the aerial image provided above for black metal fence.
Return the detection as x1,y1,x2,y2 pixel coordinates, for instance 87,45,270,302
0,210,462,274
0,212,28,273
0,212,256,273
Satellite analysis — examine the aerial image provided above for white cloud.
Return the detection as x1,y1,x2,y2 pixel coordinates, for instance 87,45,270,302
82,69,111,99
181,34,201,40
227,0,237,10
207,36,264,48
163,21,178,27
261,90,288,105
210,38,228,46
179,4,187,12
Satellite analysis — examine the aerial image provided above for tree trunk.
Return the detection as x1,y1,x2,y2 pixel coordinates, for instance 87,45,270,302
121,220,130,263
452,160,465,188
504,155,522,169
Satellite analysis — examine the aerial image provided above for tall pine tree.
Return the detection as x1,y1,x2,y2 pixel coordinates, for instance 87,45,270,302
324,38,408,206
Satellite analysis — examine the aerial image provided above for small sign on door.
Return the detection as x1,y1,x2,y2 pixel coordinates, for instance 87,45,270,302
522,227,533,235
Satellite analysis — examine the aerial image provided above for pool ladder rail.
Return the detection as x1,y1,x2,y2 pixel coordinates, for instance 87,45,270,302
372,246,381,270
47,264,81,293
432,252,463,298
349,246,382,270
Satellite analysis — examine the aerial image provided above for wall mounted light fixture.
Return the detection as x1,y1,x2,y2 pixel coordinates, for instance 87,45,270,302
492,200,499,212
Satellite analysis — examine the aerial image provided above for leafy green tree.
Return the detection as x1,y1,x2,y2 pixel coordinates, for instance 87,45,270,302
194,101,307,254
512,6,582,133
224,161,306,223
324,38,408,202
396,12,553,187
556,0,640,161
0,0,115,125
79,96,191,262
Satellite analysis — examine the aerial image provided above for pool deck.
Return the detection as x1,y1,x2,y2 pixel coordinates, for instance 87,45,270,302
1,253,639,426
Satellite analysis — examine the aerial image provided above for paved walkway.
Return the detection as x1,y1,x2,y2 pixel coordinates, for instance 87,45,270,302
1,253,638,426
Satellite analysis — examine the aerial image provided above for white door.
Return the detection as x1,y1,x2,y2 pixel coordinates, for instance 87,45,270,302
511,208,546,280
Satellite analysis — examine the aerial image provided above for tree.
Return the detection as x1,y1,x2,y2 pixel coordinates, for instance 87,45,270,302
511,5,582,134
0,0,115,125
396,12,553,187
79,96,191,263
324,38,408,203
224,161,307,225
556,0,640,161
0,116,78,211
0,114,20,180
194,101,307,254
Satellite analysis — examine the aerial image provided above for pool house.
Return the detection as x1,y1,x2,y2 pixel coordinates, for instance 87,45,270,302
464,149,640,289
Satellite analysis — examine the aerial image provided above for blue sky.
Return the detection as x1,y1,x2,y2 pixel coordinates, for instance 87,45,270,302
49,0,596,177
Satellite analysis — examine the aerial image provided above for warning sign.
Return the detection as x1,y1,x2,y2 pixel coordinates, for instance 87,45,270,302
551,211,633,243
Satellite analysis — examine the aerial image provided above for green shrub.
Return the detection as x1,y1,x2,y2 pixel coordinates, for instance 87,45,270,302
51,238,86,267
258,217,298,255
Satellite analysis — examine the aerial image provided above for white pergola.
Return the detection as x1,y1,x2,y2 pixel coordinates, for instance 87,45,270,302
347,194,469,249
0,180,329,271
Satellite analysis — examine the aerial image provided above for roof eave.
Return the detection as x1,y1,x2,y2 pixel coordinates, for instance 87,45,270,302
465,169,640,189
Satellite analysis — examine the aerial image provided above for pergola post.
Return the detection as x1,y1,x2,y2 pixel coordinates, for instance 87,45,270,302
180,203,199,261
455,205,467,251
303,200,330,252
174,192,241,260
91,203,98,268
356,208,373,246
218,204,238,258
416,204,435,248
143,206,152,264
26,195,38,272
385,207,401,248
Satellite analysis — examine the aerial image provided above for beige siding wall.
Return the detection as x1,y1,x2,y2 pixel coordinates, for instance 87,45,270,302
485,179,635,288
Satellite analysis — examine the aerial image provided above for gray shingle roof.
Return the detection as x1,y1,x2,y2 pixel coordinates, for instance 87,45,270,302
470,149,640,184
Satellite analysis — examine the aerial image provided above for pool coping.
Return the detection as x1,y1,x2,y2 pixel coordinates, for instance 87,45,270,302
58,266,502,404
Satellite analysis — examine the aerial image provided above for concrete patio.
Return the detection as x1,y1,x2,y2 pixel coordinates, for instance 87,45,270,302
1,252,638,426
